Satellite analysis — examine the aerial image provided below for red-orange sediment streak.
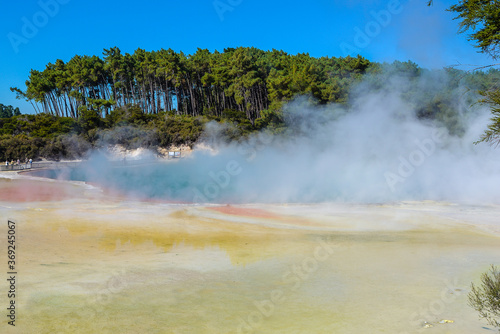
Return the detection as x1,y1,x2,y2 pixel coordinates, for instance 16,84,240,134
208,205,279,218
0,180,75,202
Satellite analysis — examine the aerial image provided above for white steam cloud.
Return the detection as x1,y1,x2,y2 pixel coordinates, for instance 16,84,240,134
71,72,500,205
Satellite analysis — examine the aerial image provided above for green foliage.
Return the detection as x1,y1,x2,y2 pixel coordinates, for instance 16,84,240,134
476,89,500,144
443,0,500,144
0,133,92,162
0,104,21,118
40,135,92,161
13,47,374,124
78,106,102,134
105,104,154,127
220,109,255,135
0,114,77,138
448,0,500,58
154,114,206,147
96,126,157,149
266,54,372,106
468,265,500,330
4,44,500,160
0,134,46,161
255,109,285,132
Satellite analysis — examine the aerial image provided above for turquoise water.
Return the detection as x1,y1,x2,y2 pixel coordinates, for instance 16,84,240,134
26,160,242,203
28,165,192,202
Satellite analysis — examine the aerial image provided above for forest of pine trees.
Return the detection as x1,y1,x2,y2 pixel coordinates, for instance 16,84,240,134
3,46,500,161
11,47,372,124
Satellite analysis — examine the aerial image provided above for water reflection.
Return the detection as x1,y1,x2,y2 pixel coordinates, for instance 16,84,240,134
42,207,302,267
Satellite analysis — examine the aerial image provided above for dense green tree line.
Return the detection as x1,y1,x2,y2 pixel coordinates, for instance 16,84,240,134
0,106,207,161
0,104,21,118
4,53,500,162
11,47,372,125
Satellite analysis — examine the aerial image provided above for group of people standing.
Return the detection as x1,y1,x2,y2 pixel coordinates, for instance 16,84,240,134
4,158,32,169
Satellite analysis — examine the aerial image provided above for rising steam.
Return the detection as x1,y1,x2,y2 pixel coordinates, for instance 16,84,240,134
60,72,500,204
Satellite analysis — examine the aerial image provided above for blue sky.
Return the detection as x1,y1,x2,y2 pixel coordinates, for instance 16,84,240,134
0,0,495,114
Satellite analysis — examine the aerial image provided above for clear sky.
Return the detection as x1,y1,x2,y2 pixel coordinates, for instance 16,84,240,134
0,0,495,114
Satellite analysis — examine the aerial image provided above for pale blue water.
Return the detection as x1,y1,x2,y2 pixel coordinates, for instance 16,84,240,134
26,159,243,203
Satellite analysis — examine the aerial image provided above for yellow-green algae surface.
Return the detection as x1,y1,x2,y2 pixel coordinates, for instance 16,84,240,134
1,176,500,333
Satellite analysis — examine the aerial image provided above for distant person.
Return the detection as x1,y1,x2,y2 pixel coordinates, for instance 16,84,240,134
5,161,8,166
16,159,20,165
28,158,32,167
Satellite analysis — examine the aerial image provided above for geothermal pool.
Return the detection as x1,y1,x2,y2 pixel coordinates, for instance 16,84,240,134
1,173,500,334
